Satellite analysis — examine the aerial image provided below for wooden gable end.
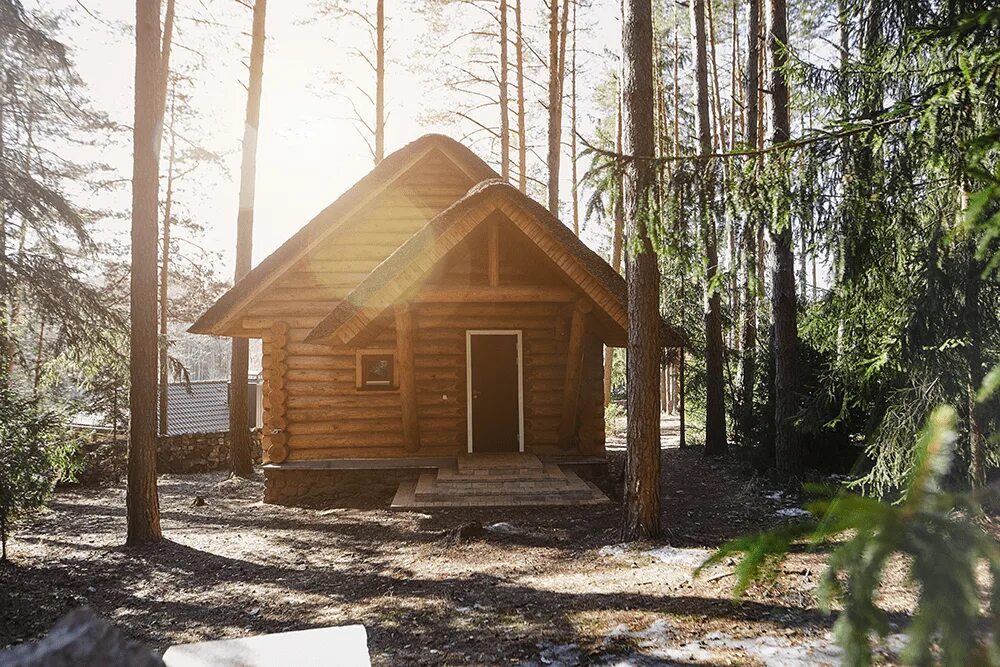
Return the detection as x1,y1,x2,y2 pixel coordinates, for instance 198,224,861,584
265,216,608,463
227,149,479,338
306,184,631,347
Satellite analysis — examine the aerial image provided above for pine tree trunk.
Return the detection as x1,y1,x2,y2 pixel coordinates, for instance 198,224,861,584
692,0,727,457
127,0,164,547
230,0,268,479
152,0,174,158
158,85,176,437
671,29,686,449
604,95,626,406
375,0,385,164
768,0,801,480
738,0,761,444
0,91,8,387
515,0,527,192
965,227,986,487
705,0,727,151
499,0,510,181
621,0,661,541
728,0,741,343
546,0,569,215
570,0,579,235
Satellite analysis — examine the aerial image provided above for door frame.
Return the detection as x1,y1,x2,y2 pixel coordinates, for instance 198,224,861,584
465,330,525,454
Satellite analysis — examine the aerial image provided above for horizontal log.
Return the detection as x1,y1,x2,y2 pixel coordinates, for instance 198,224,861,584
286,369,356,383
286,260,376,275
285,444,459,461
411,286,577,304
263,286,353,301
414,302,565,317
244,317,324,331
287,381,363,396
309,241,399,259
248,301,335,317
287,393,401,409
414,316,559,330
286,355,356,370
287,420,402,435
414,344,465,357
288,430,460,448
287,342,350,356
292,260,384,276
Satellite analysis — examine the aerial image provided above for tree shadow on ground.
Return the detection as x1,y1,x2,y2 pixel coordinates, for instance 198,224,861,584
4,427,845,664
2,536,859,662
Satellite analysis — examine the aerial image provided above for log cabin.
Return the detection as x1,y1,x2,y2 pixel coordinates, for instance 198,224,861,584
190,134,681,506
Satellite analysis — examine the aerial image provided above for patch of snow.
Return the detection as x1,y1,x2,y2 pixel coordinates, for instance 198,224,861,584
519,641,583,667
700,631,842,665
646,547,712,568
775,507,812,518
599,544,629,558
765,491,784,501
604,619,674,648
486,522,524,535
599,544,711,569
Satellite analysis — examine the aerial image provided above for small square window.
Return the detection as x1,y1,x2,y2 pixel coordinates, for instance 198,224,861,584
359,352,395,390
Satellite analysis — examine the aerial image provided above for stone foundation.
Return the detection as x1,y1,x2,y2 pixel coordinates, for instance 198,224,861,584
263,459,612,507
263,467,420,506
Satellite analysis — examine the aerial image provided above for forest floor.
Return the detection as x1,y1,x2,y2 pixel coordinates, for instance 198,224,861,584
1,416,937,666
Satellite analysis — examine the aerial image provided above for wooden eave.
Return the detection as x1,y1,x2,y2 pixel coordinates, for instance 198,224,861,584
187,134,498,337
305,180,684,348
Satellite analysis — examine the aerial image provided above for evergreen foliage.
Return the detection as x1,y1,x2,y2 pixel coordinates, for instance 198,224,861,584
699,405,1000,665
0,388,72,562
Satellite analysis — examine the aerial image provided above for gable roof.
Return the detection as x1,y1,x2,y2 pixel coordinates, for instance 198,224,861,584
189,134,498,335
305,179,684,348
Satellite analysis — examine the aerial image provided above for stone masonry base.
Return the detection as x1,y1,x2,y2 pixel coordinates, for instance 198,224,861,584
263,468,421,506
263,459,610,507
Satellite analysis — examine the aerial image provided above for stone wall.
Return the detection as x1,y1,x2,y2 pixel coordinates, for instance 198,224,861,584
263,467,419,506
156,431,263,474
76,431,262,484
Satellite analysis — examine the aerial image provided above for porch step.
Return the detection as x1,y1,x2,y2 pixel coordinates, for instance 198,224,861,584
456,453,543,472
391,453,610,508
436,461,563,483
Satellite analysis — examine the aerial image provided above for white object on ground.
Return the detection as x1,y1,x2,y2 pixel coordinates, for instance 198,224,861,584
775,507,812,518
599,544,712,569
162,625,370,667
486,522,523,535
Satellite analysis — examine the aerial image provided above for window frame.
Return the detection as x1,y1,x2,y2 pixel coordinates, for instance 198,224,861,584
355,349,398,391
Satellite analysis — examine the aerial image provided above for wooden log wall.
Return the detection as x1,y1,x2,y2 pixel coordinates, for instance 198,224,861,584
261,320,290,463
226,152,609,462
249,298,607,461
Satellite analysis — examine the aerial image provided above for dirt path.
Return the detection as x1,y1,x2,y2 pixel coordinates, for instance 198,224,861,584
2,418,915,665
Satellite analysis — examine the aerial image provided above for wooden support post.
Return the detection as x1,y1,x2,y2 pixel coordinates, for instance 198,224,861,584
661,364,667,413
394,303,420,452
558,299,592,449
666,363,675,415
487,218,500,287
